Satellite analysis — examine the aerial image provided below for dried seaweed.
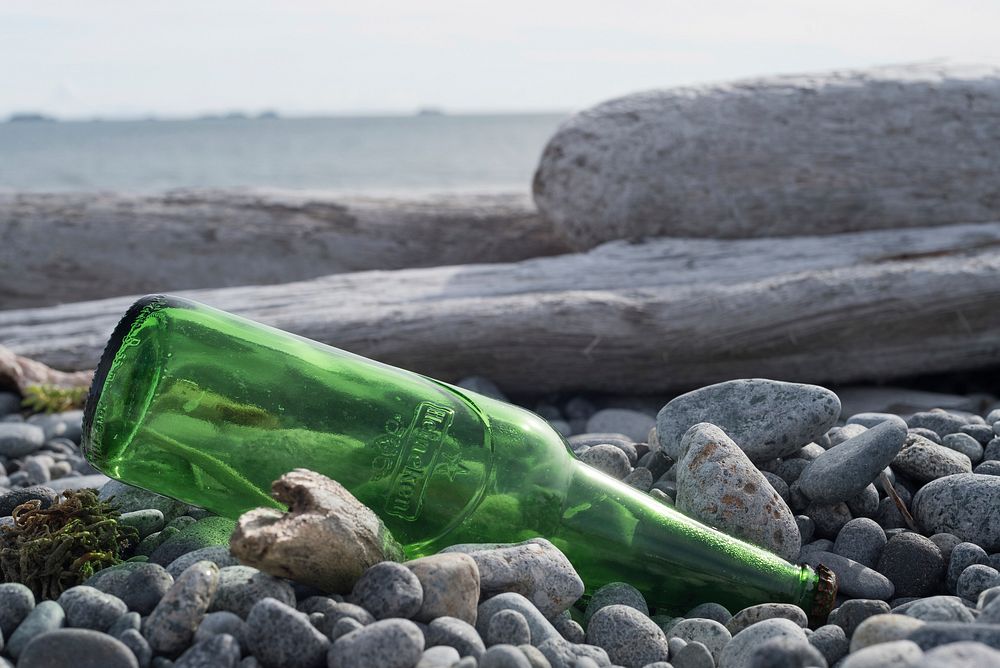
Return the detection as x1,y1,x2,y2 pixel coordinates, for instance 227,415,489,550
20,384,89,414
0,489,139,599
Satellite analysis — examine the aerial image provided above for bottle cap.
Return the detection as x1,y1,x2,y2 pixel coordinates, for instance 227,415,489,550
811,563,838,622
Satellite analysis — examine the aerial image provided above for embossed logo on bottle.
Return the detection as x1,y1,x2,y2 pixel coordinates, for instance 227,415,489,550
383,402,456,521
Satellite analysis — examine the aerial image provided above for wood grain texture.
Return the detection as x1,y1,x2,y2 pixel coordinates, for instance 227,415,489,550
0,189,570,309
2,222,999,394
533,63,1000,248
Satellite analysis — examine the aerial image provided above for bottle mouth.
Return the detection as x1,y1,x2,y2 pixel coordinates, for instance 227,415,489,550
82,294,175,464
810,563,838,622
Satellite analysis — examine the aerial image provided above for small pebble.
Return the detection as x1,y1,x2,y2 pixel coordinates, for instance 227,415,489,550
798,420,906,504
807,625,848,666
579,444,632,479
0,423,45,457
480,644,533,668
898,596,976,623
849,614,925,652
685,602,732,625
745,636,828,668
584,582,648,624
667,618,732,664
840,639,923,668
908,620,1000,650
329,617,364,641
85,562,174,616
876,533,945,598
673,640,714,668
245,597,329,668
0,582,35,638
119,628,154,668
907,411,968,437
416,645,461,668
923,641,1000,666
166,546,240,578
805,501,852,539
827,599,891,636
476,593,561,646
174,633,240,668
832,518,886,569
119,509,166,539
350,561,424,620
892,436,972,483
487,609,532,646
956,564,1000,601
929,533,963,564
18,628,140,668
328,618,425,668
718,618,808,668
586,604,670,668
6,599,65,659
0,486,58,516
726,603,807,634
108,612,142,638
143,560,220,656
947,542,990,593
425,616,486,660
58,585,128,632
210,565,297,619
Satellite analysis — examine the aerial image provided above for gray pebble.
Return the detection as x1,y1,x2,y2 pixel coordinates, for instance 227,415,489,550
584,582,648,624
0,423,45,457
329,617,365,641
480,644,533,668
762,472,789,503
18,628,140,668
846,484,880,519
841,639,923,667
799,551,895,600
850,614,925,652
985,438,1000,461
907,411,968,437
328,618,425,668
942,433,984,464
974,460,1000,475
774,458,809,485
210,565,296,619
726,603,807,634
118,509,166,539
893,436,972,483
0,486,57,516
910,427,943,444
315,602,376,637
957,564,1000,601
174,633,240,668
119,628,154,668
195,610,246,646
746,636,828,668
58,585,128,632
166,546,240,578
443,538,583,619
667,618,732,664
143,560,220,656
416,645,461,668
961,424,996,444
623,466,654,491
673,641,714,668
912,473,1000,550
585,604,669,668
795,516,815,546
108,612,142,638
929,533,963,564
488,609,532,646
245,597,329,668
580,444,632,479
0,391,20,415
718,618,808,668
877,533,945,598
656,379,841,463
828,424,868,447
685,602,732,625
517,643,552,668
425,615,486,659
0,582,35,637
833,518,886,569
795,442,827,461
922,641,1000,667
85,562,174,616
908,621,1000,650
806,501,853,539
899,596,976,623
676,423,801,561
350,561,423,620
551,612,585,643
947,542,990,593
667,636,687,656
477,593,561,646
6,599,64,659
807,625,848,666
799,421,906,503
827,599,891,636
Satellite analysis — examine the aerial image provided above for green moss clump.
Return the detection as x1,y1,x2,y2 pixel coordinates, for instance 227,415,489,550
20,384,89,414
0,489,139,599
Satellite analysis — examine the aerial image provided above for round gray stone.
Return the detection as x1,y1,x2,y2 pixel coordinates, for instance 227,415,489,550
174,633,240,668
328,618,425,668
210,565,296,619
18,628,139,668
656,379,841,463
807,625,848,666
119,509,166,540
956,564,1000,601
685,602,732,625
667,618,732,664
487,610,531,647
425,616,486,660
726,603,807,635
719,618,808,668
746,636,828,668
58,585,128,632
6,599,64,660
922,641,1000,667
876,533,945,598
584,582,648,624
907,411,969,437
585,604,670,668
85,562,174,616
194,611,246,646
798,421,907,503
827,599,891,636
404,553,480,624
166,546,240,579
143,560,220,656
0,423,45,457
118,628,153,668
350,561,423,620
899,596,976,623
947,542,990,593
913,473,1000,550
0,582,35,638
245,597,329,668
840,639,923,668
479,644,532,668
893,438,972,484
833,518,887,569
579,444,632,479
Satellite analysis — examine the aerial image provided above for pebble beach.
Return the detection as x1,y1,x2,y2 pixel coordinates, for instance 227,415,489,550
1,376,1000,668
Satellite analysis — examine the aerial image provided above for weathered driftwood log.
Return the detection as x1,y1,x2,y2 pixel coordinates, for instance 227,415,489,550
0,189,569,309
0,344,93,394
534,63,1000,248
2,222,1000,394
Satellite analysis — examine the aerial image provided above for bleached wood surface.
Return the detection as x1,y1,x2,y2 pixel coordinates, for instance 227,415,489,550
0,189,569,309
2,222,999,394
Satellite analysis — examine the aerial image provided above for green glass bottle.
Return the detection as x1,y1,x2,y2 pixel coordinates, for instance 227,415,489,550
83,295,836,617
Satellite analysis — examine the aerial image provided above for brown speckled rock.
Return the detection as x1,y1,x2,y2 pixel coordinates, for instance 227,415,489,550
676,423,800,561
229,469,403,594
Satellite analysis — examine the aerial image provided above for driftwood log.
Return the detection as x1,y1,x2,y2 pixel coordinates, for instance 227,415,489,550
0,189,569,309
2,222,1000,394
534,63,1000,247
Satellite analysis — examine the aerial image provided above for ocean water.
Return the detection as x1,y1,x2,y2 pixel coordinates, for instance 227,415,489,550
0,113,567,194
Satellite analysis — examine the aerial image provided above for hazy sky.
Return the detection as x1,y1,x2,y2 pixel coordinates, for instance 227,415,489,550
3,1,1000,118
